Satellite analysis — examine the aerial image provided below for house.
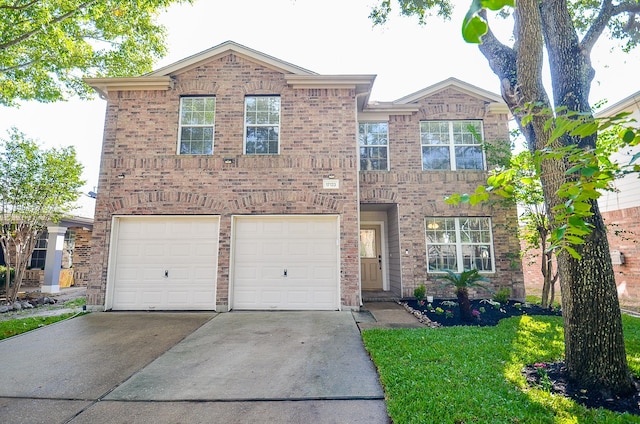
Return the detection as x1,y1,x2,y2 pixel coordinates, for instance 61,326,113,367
84,41,524,312
597,91,640,308
0,194,94,292
521,90,640,309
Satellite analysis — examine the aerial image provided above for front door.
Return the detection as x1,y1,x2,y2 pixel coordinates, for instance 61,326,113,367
360,225,383,291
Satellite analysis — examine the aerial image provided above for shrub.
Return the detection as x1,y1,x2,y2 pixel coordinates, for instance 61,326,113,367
493,287,511,304
413,284,426,300
0,266,16,290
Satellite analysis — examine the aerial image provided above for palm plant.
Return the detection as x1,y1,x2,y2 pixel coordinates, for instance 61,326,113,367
437,269,491,322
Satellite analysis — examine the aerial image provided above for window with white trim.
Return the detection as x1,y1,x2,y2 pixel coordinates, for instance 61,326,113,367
245,96,280,154
178,97,215,155
29,231,48,269
420,120,484,170
359,122,389,170
425,217,494,273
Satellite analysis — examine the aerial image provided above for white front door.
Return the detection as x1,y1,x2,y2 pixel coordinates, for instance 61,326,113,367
108,216,219,311
231,215,339,310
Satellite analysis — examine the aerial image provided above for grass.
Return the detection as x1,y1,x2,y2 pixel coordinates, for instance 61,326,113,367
0,312,83,340
63,297,86,308
362,314,640,423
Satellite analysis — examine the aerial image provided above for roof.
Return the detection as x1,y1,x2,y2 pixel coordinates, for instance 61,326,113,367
147,40,318,77
85,40,376,102
362,77,509,116
595,90,640,118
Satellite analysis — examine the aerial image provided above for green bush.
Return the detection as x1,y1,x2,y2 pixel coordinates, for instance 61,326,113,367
0,265,16,289
493,287,511,304
413,284,426,300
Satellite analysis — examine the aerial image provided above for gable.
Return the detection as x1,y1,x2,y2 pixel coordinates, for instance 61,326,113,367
147,40,318,77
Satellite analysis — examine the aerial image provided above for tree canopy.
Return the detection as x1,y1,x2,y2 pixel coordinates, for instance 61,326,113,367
0,0,190,106
0,128,84,302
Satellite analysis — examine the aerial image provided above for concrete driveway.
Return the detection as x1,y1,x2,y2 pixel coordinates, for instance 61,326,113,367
0,311,389,423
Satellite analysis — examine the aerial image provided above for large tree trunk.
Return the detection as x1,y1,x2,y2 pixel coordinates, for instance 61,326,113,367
478,0,635,396
540,0,634,396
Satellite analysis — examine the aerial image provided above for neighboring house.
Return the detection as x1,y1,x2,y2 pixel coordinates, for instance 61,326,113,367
0,194,94,292
84,41,523,312
597,91,640,307
521,90,640,308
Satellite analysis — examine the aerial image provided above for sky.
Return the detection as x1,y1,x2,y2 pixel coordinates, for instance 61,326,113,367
1,0,639,195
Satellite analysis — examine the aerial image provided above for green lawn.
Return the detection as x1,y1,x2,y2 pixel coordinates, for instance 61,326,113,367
0,311,84,340
362,314,640,424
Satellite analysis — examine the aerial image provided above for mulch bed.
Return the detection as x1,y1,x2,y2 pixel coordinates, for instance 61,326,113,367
402,298,561,327
523,361,640,416
402,298,640,417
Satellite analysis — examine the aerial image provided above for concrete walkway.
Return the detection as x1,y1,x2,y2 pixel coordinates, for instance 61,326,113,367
0,310,392,424
356,301,427,330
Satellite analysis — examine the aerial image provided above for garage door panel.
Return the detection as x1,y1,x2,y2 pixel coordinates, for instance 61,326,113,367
110,216,219,311
232,216,339,310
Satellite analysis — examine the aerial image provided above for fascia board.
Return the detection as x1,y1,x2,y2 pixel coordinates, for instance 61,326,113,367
394,77,504,105
285,74,376,94
83,77,173,98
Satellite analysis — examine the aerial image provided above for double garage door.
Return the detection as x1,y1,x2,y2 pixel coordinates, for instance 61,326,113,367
107,215,339,311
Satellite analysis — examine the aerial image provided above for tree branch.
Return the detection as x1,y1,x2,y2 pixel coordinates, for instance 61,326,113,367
0,0,38,11
0,0,98,51
582,0,615,53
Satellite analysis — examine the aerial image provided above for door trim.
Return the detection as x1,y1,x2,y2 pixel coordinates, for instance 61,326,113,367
360,220,388,291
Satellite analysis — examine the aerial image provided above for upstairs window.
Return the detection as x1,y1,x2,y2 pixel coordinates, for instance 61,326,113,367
245,96,280,155
178,97,215,155
425,217,494,273
359,122,389,171
421,120,484,170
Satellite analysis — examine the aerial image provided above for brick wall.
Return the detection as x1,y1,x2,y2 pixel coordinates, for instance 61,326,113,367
521,206,640,309
87,53,362,309
360,87,524,300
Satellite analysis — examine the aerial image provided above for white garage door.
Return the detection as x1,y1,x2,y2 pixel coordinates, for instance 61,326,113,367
108,216,219,311
232,215,339,310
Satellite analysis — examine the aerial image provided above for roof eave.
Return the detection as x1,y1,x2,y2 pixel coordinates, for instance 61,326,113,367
83,77,173,99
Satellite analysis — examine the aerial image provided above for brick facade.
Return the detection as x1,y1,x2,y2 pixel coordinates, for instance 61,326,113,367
523,207,640,310
360,88,523,299
86,42,524,310
13,226,92,289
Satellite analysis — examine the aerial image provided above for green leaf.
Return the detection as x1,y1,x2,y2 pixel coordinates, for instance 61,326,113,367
445,194,462,205
553,226,567,240
622,128,636,144
580,166,599,177
462,14,488,44
564,245,582,260
566,165,582,175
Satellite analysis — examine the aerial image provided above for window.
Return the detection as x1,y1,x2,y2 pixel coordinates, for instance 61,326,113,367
360,229,377,258
425,217,494,273
29,231,48,269
62,231,76,269
420,120,484,170
178,97,215,155
359,122,389,170
245,96,280,154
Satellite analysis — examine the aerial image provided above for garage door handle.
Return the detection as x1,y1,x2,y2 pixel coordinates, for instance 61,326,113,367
164,270,169,278
283,269,287,277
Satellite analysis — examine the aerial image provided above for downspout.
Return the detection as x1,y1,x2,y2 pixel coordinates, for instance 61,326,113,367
355,90,370,307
